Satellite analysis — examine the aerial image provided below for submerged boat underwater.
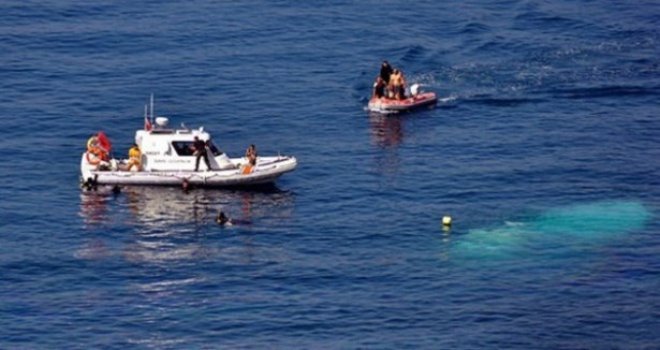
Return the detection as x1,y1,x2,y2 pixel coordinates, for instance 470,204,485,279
367,84,437,113
452,200,651,260
80,98,297,188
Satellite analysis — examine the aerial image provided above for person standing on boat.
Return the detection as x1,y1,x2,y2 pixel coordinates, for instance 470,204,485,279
380,60,393,84
387,70,398,99
389,69,407,100
192,136,211,171
397,70,407,100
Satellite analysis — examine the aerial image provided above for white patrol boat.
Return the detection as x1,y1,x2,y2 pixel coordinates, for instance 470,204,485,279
80,97,297,187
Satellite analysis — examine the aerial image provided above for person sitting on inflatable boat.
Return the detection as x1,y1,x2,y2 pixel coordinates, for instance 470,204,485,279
126,143,141,171
372,76,387,99
241,144,258,174
86,132,111,169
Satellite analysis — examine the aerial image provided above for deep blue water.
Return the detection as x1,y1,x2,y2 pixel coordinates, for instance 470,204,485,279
1,0,659,348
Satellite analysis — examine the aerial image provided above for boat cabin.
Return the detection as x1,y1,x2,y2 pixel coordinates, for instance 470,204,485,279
134,118,228,171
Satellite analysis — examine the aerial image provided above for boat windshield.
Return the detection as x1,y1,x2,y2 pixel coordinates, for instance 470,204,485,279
208,142,222,156
172,141,223,156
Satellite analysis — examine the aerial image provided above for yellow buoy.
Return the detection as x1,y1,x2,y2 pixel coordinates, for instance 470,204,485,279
442,215,452,226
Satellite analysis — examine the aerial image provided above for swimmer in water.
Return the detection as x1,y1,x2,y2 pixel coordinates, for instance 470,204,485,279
216,211,233,226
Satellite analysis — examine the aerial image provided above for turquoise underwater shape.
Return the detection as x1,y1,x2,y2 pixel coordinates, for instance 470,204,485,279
452,200,652,259
531,200,649,237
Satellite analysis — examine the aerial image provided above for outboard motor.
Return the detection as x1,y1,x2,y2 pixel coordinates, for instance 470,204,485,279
410,83,421,97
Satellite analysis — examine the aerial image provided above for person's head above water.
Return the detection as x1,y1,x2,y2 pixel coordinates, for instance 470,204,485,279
216,211,229,225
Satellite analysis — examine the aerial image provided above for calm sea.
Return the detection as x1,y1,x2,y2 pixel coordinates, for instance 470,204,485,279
1,0,659,348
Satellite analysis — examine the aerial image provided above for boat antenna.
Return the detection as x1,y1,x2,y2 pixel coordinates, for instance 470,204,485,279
143,103,154,131
150,93,155,126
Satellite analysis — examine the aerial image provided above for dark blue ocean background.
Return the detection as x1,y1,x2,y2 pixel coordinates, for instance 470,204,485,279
1,0,659,348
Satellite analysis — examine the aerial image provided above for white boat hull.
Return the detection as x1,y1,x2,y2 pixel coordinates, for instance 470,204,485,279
81,154,297,187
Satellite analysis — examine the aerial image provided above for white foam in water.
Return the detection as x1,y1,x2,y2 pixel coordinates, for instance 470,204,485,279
439,94,458,103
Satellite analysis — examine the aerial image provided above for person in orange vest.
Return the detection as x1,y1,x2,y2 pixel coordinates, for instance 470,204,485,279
85,133,109,166
246,144,257,165
242,144,257,174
